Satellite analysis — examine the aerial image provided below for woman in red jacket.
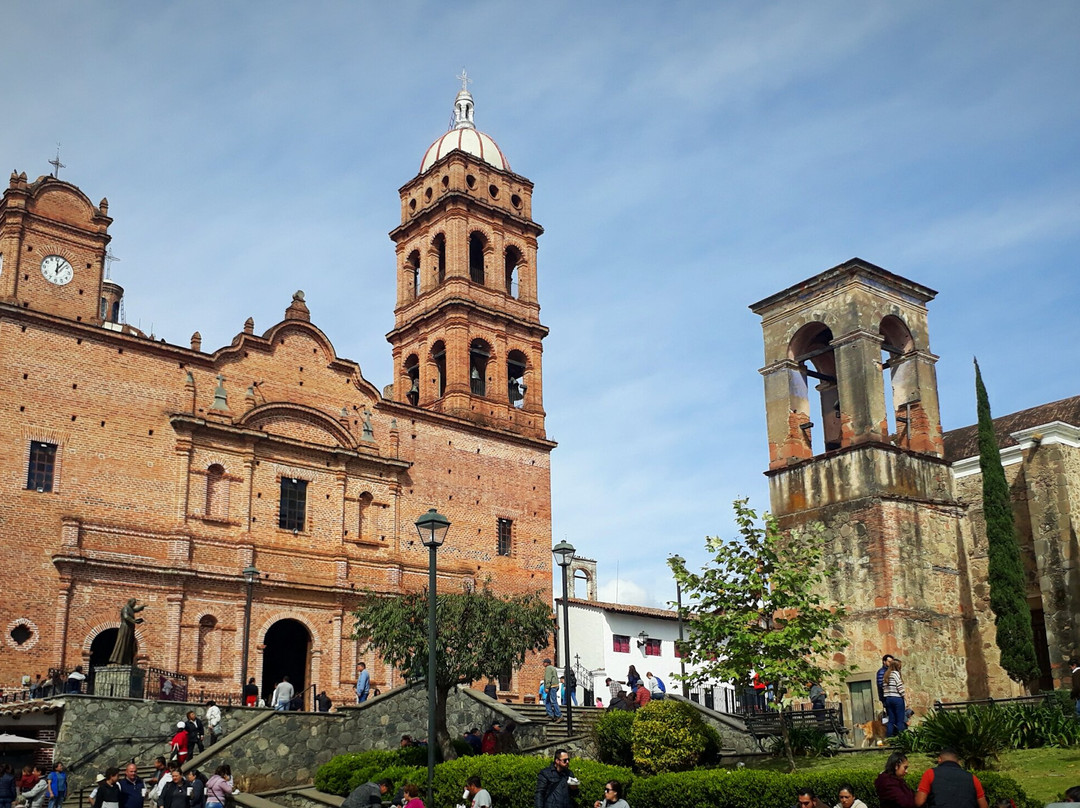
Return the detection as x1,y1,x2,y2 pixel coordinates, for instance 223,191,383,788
875,751,916,808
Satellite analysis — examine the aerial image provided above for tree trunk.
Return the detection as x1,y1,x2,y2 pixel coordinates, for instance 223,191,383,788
436,683,457,761
780,707,796,773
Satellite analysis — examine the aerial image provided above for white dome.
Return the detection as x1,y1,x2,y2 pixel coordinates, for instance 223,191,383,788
419,80,509,174
420,127,509,174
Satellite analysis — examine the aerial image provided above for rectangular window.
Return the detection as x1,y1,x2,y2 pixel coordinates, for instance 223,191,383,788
674,642,683,659
27,442,57,492
497,518,513,556
279,478,308,531
498,665,511,691
644,638,662,656
612,634,630,653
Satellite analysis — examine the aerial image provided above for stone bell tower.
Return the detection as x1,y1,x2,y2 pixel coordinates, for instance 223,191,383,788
750,258,993,711
386,76,548,440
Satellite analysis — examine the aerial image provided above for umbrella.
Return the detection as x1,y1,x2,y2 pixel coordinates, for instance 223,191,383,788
0,733,55,749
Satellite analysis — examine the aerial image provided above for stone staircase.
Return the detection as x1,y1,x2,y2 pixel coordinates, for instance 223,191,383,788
513,703,604,743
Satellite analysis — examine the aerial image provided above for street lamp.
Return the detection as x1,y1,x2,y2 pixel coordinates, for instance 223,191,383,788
415,508,450,808
553,539,575,735
239,565,259,706
670,555,688,698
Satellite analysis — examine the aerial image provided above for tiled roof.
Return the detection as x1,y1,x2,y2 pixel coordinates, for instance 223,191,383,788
0,699,64,717
559,597,677,620
943,395,1080,462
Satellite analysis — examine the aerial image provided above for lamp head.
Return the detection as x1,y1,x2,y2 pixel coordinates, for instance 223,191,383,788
242,565,260,584
552,540,576,568
415,508,451,548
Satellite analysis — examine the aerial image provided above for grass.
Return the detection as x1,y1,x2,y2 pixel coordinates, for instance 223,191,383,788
743,746,1080,805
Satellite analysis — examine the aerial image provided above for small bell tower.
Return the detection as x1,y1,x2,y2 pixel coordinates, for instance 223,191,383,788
386,77,548,439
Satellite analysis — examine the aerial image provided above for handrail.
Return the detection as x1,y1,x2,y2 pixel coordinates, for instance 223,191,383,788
67,734,163,773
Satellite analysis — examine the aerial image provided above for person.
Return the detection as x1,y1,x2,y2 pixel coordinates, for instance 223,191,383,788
834,784,868,808
481,723,500,755
316,691,332,712
875,751,916,808
794,788,829,808
883,658,907,737
633,682,651,710
146,759,168,793
566,668,578,705
401,784,424,808
606,678,625,705
463,727,482,754
1044,785,1080,808
156,769,187,808
483,679,497,700
464,776,491,808
272,675,294,711
877,654,895,712
0,764,16,808
243,677,259,707
809,681,826,710
15,769,46,808
607,690,633,712
17,768,39,796
117,763,145,808
204,766,233,808
593,779,628,808
88,776,106,806
92,768,122,808
204,701,222,745
535,749,578,808
1071,658,1080,718
66,666,87,694
646,671,666,700
170,721,189,765
914,748,988,808
185,772,206,808
560,676,577,707
46,764,66,808
626,665,641,692
356,662,370,704
341,780,392,808
542,658,561,723
400,735,415,747
185,710,206,755
496,720,519,754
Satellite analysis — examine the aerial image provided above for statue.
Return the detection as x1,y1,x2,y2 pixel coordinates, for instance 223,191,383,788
108,598,146,666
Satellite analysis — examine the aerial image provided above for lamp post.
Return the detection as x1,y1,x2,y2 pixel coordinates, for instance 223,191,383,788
670,555,688,697
415,508,450,808
239,565,259,705
553,539,576,735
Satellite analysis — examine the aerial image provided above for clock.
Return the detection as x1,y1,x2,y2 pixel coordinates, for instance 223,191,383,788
41,255,74,285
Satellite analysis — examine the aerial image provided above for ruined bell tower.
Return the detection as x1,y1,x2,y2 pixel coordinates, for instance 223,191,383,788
750,258,993,713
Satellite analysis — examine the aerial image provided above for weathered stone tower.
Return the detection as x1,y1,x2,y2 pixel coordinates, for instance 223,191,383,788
750,258,998,717
386,77,548,440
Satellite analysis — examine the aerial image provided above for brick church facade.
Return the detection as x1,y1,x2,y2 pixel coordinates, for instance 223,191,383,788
0,82,554,705
751,259,1079,722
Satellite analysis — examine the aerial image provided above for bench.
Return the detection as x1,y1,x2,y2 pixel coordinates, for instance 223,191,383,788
934,694,1051,712
743,707,849,752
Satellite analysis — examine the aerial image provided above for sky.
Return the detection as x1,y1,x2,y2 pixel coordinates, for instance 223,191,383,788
4,2,1078,610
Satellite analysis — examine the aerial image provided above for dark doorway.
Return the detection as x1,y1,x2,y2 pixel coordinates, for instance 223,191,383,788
261,619,311,709
88,628,126,693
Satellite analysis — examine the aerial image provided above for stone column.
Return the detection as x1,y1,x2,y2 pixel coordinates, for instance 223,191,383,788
760,359,812,468
831,329,888,447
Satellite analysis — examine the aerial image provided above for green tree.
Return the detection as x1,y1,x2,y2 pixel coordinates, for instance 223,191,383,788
975,358,1040,686
669,499,849,771
352,584,552,760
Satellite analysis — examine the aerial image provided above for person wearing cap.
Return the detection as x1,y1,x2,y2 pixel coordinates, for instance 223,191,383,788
170,722,189,766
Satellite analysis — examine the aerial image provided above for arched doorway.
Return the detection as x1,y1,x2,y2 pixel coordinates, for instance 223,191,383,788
89,628,128,694
261,619,311,709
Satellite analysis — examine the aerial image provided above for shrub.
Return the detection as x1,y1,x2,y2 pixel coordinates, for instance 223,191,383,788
900,707,1010,769
766,725,837,758
632,699,711,774
314,748,428,795
594,710,635,767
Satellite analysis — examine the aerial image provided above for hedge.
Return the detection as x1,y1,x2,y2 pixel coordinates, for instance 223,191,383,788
316,751,1038,808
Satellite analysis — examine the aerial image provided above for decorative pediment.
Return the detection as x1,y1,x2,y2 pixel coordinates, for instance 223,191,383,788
238,403,355,449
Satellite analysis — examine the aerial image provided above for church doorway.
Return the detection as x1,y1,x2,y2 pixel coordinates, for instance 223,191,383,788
87,628,126,693
261,619,311,709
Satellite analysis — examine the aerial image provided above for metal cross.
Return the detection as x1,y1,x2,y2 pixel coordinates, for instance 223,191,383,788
456,68,472,91
48,143,66,178
105,250,120,280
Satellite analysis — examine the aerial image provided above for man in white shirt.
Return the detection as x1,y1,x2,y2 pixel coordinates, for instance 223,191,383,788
464,777,491,808
271,676,295,711
646,672,667,700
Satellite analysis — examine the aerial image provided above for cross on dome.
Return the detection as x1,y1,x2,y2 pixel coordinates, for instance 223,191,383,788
452,69,476,131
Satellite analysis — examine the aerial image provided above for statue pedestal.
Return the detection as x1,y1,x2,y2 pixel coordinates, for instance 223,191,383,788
93,664,145,698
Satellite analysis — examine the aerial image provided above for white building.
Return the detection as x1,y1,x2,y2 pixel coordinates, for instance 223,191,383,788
553,558,736,712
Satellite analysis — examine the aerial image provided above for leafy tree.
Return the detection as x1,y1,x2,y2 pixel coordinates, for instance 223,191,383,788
975,359,1040,686
352,584,552,760
669,499,849,771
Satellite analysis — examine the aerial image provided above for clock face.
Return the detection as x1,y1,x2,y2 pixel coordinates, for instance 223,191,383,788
41,255,74,285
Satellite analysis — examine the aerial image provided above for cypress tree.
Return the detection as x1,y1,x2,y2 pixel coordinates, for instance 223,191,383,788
975,358,1040,685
